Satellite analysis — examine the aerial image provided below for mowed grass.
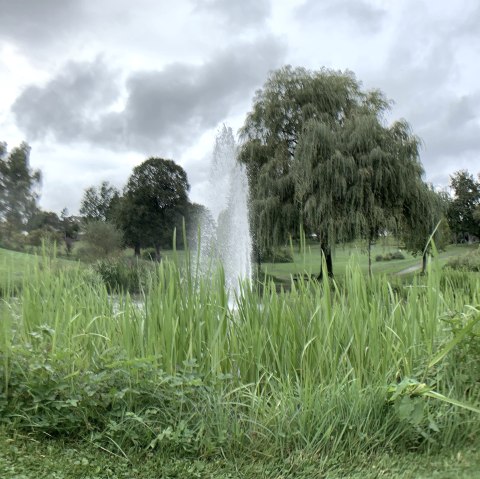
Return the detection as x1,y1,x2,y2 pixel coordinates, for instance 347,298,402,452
1,428,480,479
261,242,477,282
0,247,78,295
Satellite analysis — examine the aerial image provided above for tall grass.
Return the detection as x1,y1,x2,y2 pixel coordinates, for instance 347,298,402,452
1,252,479,458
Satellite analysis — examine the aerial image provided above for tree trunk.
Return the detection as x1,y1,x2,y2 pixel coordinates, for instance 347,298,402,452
318,244,334,279
134,243,141,257
154,243,161,262
254,243,262,268
326,249,333,278
422,251,428,274
368,238,372,277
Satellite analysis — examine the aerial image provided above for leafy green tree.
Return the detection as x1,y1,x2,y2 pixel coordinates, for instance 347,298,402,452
24,209,63,251
79,181,120,222
26,210,62,232
240,66,426,277
0,141,41,231
116,158,189,259
60,208,80,255
447,170,480,242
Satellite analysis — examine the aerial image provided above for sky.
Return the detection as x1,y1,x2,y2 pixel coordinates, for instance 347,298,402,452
1,0,479,214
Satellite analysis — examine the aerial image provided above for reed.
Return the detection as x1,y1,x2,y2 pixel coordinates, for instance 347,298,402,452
1,251,479,457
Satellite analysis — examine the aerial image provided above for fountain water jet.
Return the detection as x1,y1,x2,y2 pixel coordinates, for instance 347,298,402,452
195,125,252,291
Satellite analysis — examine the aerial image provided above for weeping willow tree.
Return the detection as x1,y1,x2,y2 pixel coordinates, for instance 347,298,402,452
240,66,428,277
401,185,450,273
239,67,309,265
296,114,425,276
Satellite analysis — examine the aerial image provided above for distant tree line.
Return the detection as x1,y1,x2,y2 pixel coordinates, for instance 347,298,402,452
0,144,200,259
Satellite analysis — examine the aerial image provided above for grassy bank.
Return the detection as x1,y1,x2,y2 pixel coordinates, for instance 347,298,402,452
1,429,480,478
0,246,78,296
0,252,479,476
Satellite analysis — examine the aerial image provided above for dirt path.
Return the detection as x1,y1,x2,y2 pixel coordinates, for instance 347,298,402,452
396,263,422,275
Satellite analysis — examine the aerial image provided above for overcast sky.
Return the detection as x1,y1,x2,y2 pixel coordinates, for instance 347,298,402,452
1,0,479,214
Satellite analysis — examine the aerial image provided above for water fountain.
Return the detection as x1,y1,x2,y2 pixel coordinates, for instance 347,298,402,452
195,125,252,291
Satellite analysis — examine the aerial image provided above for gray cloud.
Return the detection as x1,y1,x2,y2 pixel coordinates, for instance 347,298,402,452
368,1,480,183
193,0,271,29
12,36,285,154
419,94,480,162
12,57,120,143
0,0,86,50
296,0,387,33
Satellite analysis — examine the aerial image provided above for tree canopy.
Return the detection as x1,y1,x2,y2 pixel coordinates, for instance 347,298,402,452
0,142,41,230
79,181,120,223
447,170,480,242
115,158,190,258
240,66,429,276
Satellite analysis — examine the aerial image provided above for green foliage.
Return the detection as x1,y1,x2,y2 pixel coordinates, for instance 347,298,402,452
260,247,294,263
77,221,123,261
402,187,451,260
1,255,479,461
0,141,41,231
0,224,28,251
26,210,62,232
445,247,480,272
79,180,120,222
447,170,480,241
375,251,406,262
240,66,427,277
24,227,62,250
141,247,157,261
92,257,154,293
115,158,190,257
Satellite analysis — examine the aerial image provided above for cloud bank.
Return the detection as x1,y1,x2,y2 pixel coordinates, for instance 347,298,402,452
12,36,285,154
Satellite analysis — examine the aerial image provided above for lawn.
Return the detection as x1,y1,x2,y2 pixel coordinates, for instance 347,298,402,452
1,429,480,479
0,247,78,295
261,242,477,282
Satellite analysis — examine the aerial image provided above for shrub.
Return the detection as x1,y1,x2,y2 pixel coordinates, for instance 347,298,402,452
376,251,405,262
141,248,157,261
445,248,480,272
261,248,294,263
93,257,155,293
78,221,123,261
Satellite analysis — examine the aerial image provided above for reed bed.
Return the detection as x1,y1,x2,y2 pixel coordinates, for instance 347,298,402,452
1,254,479,459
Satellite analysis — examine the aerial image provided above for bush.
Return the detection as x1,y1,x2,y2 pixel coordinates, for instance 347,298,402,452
375,251,405,262
0,227,27,252
78,221,123,261
0,348,227,454
141,248,157,261
261,248,294,263
93,257,155,293
445,248,480,272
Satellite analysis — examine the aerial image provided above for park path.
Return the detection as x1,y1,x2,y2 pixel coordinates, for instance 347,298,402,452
396,263,422,275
